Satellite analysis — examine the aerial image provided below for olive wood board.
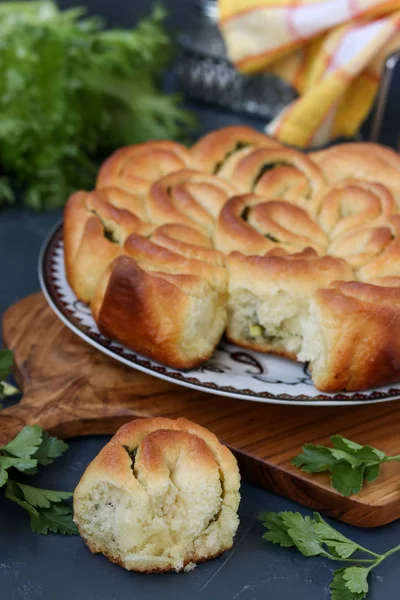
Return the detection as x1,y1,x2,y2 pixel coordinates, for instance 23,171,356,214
1,293,400,528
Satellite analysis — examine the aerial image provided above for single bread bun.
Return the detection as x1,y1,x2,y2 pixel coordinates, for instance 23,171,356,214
73,417,241,573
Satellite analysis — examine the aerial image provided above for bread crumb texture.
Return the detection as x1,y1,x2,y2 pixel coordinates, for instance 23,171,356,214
73,417,241,572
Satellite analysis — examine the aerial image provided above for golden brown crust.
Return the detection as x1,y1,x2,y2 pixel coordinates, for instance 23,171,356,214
215,194,328,255
63,192,122,303
96,141,192,195
191,125,281,174
123,233,227,293
228,146,326,213
311,281,400,391
92,256,226,369
310,143,400,204
357,215,400,280
63,189,154,303
147,169,238,236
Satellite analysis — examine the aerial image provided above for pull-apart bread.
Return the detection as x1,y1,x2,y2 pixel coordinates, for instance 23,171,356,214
73,417,240,572
64,126,400,392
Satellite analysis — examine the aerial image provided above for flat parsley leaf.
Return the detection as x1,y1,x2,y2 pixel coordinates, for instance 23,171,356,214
0,456,38,487
312,513,359,559
292,444,338,473
292,435,397,496
32,430,69,466
330,568,368,600
2,425,43,458
261,510,400,600
5,480,77,535
12,482,72,508
30,502,78,535
331,462,365,497
259,512,295,548
1,425,76,535
280,512,325,557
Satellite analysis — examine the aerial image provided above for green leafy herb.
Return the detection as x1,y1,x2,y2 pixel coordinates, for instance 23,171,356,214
0,349,18,407
260,511,400,600
0,1,195,210
292,435,399,496
0,425,77,534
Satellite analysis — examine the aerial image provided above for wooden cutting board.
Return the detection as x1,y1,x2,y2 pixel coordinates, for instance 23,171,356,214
1,293,400,528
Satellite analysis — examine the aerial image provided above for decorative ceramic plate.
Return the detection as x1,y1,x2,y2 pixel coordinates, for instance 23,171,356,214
39,223,400,406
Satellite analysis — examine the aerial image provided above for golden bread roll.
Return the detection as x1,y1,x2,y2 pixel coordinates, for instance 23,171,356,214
226,249,353,359
73,417,241,572
91,255,227,369
301,281,400,391
315,179,396,237
227,146,326,213
147,169,238,236
191,125,281,174
310,142,400,204
215,193,328,256
63,190,153,303
96,141,192,195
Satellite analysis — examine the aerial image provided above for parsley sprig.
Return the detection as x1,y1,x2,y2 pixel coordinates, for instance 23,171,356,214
260,511,400,600
0,1,196,210
292,435,400,496
0,425,78,534
0,349,18,407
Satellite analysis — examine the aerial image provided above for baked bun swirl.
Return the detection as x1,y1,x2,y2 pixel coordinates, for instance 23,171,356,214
147,169,238,236
310,142,400,203
97,141,192,195
357,215,400,280
227,147,326,213
64,189,154,303
215,193,328,255
191,125,281,174
315,179,396,237
73,417,241,573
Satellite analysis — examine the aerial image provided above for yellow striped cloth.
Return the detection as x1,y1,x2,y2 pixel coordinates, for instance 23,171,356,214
218,0,400,147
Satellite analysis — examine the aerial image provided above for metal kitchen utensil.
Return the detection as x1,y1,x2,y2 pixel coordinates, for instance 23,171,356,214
175,0,296,121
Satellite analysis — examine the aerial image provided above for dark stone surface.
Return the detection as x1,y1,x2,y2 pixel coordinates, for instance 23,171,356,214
0,1,400,599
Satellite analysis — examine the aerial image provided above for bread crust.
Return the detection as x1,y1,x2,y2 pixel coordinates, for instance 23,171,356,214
96,140,192,195
92,256,226,369
191,125,281,173
311,281,400,391
310,143,400,203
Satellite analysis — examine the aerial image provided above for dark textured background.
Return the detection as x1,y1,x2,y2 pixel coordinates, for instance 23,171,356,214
1,1,400,599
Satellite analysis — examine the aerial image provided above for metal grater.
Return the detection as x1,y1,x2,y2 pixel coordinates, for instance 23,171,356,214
174,0,296,121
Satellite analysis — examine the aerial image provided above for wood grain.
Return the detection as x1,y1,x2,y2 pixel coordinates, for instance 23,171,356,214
1,292,400,527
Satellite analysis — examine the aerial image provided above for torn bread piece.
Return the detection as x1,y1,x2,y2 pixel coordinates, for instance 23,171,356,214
226,249,353,360
73,417,240,573
299,280,400,391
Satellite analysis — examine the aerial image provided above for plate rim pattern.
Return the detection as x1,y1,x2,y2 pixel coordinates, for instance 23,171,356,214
38,222,400,407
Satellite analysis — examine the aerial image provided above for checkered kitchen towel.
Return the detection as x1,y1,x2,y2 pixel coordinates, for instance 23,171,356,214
218,0,400,147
